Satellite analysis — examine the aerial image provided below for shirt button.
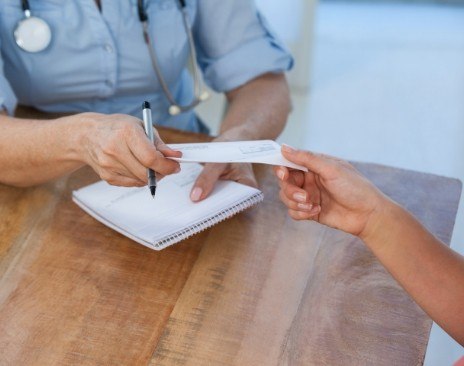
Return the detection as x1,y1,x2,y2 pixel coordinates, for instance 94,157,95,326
104,44,114,53
105,80,113,88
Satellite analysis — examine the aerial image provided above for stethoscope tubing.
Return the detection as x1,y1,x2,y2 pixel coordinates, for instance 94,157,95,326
138,0,208,115
16,0,208,115
21,0,30,12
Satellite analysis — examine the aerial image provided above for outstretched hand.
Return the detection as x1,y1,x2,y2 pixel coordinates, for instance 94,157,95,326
274,145,388,238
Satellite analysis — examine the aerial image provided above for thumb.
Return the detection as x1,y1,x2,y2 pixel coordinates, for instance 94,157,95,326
281,145,331,176
190,163,226,202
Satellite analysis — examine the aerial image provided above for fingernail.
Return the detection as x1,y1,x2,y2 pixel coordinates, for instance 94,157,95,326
282,144,296,154
309,204,321,215
190,187,203,202
297,202,313,211
277,169,285,180
293,192,307,203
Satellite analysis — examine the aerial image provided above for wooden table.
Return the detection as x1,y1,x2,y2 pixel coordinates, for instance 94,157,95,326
0,109,462,365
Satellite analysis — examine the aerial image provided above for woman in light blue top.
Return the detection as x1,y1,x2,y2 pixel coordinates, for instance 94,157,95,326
0,0,293,200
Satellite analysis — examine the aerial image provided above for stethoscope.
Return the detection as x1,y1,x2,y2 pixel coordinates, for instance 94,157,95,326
13,0,209,116
14,0,52,53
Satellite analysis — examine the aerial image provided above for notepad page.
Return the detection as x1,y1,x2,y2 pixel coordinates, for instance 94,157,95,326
73,163,263,250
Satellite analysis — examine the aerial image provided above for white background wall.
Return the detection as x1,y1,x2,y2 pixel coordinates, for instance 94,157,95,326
197,2,464,363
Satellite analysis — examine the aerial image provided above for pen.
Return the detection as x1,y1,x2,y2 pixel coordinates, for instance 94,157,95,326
142,101,157,198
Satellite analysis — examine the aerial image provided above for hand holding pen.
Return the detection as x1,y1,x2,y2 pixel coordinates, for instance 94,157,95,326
142,101,182,197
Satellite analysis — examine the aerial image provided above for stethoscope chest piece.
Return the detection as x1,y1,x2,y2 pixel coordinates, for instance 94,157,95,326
14,14,52,53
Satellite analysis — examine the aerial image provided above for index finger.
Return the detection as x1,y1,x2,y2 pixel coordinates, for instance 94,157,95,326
129,128,181,175
281,145,335,176
153,128,182,158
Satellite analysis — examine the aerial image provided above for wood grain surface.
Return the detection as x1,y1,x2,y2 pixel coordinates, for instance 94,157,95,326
0,107,461,365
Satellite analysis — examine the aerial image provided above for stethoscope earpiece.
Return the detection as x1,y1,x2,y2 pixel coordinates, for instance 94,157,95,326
14,3,52,53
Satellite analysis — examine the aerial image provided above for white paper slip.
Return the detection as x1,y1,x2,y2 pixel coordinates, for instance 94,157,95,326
167,140,308,171
73,163,263,251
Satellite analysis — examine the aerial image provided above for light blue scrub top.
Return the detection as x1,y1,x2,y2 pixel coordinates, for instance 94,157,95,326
0,0,293,132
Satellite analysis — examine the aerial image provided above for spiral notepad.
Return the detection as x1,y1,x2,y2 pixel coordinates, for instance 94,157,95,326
72,163,263,250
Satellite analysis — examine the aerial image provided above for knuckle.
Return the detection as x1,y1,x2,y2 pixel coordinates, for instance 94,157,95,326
100,138,119,157
100,171,115,184
282,184,293,197
113,118,137,134
155,140,167,149
80,112,101,120
120,123,135,137
294,211,307,221
199,166,215,176
165,166,179,175
113,114,135,125
117,180,133,187
141,151,158,168
107,178,119,186
199,170,215,183
197,168,211,182
205,164,225,177
97,154,114,169
280,191,292,206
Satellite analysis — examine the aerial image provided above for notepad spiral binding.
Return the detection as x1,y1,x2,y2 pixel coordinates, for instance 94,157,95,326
154,191,264,249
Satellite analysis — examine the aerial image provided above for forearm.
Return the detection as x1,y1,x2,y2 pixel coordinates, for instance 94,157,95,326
362,200,464,345
217,73,291,142
0,113,87,187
